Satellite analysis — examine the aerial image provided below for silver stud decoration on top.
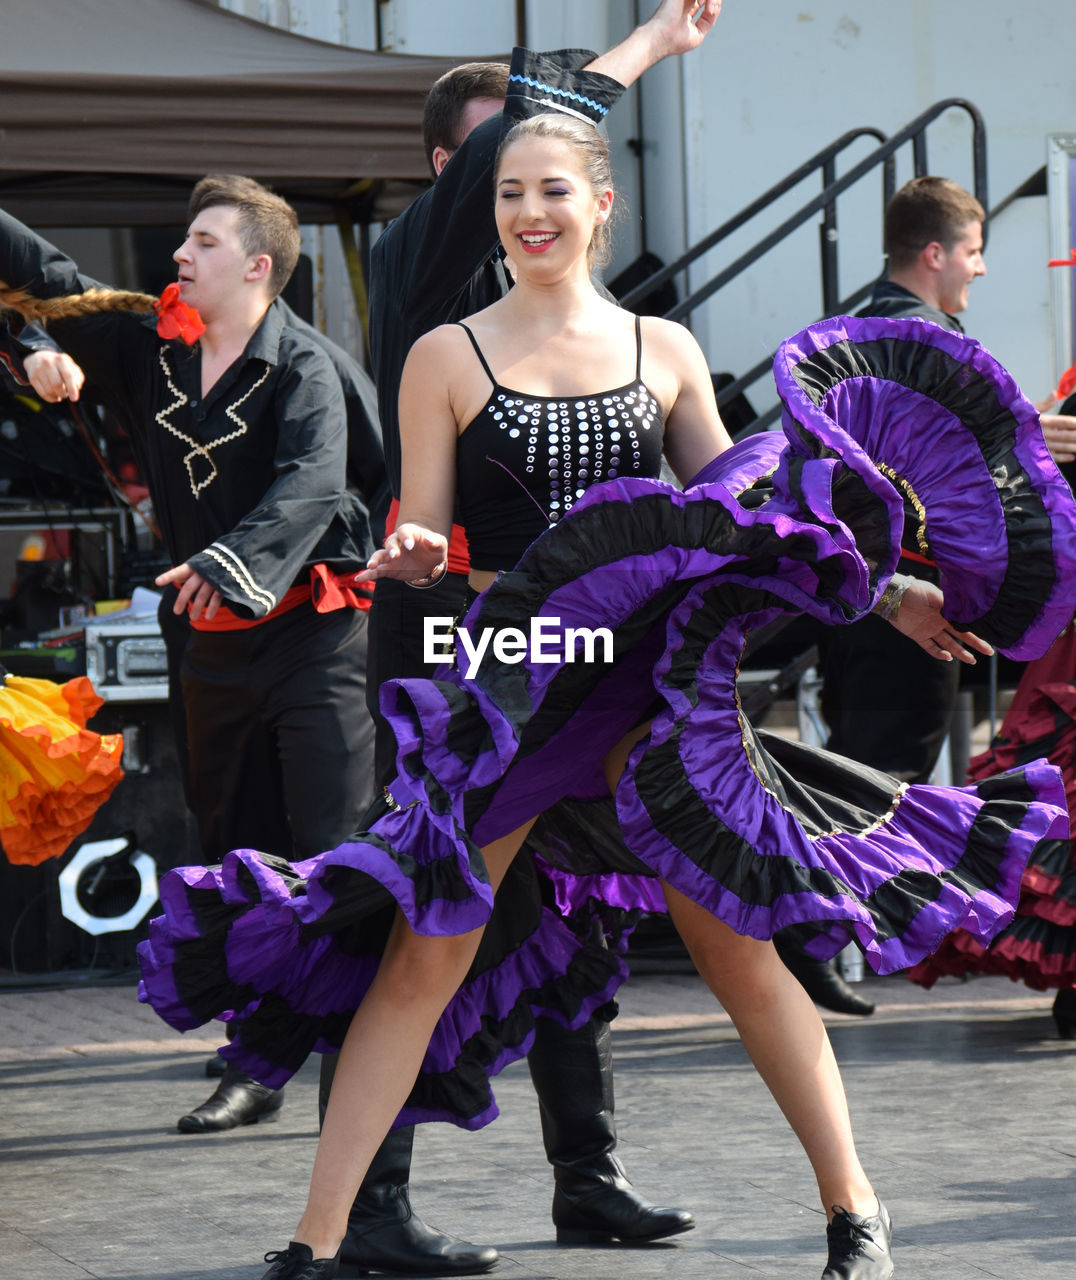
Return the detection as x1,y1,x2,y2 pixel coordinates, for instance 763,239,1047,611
496,383,660,523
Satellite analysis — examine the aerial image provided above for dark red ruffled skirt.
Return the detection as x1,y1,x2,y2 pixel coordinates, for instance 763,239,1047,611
910,625,1076,991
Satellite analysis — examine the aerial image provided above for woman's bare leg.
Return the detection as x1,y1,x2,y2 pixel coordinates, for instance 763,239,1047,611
291,820,535,1259
663,883,876,1219
600,724,875,1220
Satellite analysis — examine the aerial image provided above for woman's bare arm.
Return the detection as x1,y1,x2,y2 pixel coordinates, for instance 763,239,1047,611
652,319,734,484
358,329,460,583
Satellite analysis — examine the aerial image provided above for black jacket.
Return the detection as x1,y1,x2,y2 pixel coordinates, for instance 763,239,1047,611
857,279,965,332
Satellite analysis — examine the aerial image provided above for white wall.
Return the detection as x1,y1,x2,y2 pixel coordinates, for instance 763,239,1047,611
217,0,1076,406
670,0,1076,410
216,0,377,48
378,0,515,54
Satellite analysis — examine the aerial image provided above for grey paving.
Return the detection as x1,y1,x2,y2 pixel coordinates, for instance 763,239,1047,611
1,970,1073,1279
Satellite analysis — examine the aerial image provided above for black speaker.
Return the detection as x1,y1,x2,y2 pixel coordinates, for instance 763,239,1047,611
0,698,199,976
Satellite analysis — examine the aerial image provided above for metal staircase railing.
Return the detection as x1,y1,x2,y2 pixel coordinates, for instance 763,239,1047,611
620,98,988,436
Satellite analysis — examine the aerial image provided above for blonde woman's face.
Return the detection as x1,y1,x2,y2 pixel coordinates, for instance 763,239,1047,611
494,136,612,278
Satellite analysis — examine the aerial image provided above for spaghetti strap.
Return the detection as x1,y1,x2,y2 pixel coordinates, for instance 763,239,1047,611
456,323,498,390
634,313,643,381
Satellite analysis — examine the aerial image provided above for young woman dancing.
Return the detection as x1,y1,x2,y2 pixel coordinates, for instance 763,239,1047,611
140,114,1076,1280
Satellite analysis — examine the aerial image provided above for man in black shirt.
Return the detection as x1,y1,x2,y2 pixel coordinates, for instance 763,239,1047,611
339,3,722,1274
0,175,382,1131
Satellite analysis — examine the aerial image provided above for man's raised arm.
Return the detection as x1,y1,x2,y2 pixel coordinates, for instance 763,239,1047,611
586,0,722,86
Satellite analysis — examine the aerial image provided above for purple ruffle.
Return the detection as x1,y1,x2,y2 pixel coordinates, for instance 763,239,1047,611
773,316,1076,657
536,855,668,919
140,839,628,1115
138,316,1076,1120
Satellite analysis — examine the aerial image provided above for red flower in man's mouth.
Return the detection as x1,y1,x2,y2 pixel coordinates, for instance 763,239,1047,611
155,282,206,344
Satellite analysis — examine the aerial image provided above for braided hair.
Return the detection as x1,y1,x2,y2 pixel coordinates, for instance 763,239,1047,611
0,281,157,324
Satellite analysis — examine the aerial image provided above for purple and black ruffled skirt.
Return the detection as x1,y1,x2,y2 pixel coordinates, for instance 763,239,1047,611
139,316,1076,1128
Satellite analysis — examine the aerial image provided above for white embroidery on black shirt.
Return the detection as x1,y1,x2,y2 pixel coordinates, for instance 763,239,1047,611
155,350,271,498
202,542,277,613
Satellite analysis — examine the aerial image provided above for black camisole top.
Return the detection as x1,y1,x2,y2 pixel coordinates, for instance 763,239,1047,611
455,315,666,570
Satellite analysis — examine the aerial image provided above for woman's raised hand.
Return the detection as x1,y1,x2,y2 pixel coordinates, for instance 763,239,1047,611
356,523,449,586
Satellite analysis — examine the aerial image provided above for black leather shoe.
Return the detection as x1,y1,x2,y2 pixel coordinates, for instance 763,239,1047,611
177,1066,285,1133
205,1052,227,1078
552,1164,695,1245
821,1201,894,1279
340,1207,498,1276
262,1242,340,1280
776,943,875,1017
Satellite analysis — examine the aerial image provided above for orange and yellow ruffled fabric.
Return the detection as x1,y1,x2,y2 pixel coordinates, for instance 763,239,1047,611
0,673,124,866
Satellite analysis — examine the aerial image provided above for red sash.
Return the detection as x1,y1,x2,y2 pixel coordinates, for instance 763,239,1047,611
189,566,373,632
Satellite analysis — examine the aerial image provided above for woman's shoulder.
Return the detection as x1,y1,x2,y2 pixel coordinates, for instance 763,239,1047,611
404,321,479,369
637,313,701,353
401,320,500,425
636,314,708,377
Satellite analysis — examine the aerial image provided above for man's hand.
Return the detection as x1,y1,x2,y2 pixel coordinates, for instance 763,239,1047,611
1041,412,1076,465
23,350,85,404
588,1,721,86
156,563,224,622
885,577,993,664
645,0,722,56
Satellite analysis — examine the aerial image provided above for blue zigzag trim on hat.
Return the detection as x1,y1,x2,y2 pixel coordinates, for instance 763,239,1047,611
507,74,609,118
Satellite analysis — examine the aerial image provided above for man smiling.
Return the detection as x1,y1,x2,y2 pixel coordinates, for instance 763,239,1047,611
863,176,986,335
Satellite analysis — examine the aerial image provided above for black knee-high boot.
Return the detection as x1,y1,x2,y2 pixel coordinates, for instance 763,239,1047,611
774,930,875,1016
317,1053,498,1276
526,1014,695,1244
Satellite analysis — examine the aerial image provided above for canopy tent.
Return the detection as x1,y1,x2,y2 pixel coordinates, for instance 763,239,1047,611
0,0,465,227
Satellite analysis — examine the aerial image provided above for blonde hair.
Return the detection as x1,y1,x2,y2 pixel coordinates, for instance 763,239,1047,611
0,281,157,325
495,113,618,271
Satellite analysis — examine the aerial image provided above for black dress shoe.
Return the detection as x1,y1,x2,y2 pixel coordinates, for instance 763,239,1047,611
552,1164,695,1245
205,1052,227,1078
340,1205,498,1276
821,1201,894,1279
261,1242,341,1280
776,943,875,1017
177,1066,284,1133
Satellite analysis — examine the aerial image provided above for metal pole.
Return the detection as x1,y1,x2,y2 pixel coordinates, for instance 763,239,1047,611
631,0,648,256
912,129,929,176
820,157,839,315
